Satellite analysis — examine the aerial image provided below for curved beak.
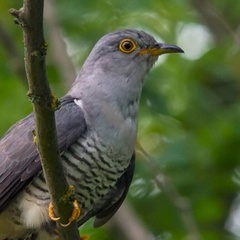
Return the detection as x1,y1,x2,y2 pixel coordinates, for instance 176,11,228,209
139,43,184,56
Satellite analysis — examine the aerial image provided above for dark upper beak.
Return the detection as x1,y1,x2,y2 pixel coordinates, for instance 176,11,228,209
155,43,184,55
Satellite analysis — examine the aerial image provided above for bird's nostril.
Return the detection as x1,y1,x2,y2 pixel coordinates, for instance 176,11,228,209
154,43,162,49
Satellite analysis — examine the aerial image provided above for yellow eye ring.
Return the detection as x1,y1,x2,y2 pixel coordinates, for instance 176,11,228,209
119,39,137,53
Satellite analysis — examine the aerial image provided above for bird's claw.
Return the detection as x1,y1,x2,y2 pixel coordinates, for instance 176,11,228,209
48,200,81,227
49,202,60,221
60,200,81,227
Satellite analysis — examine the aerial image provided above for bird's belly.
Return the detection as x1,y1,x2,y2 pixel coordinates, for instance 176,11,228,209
62,131,132,219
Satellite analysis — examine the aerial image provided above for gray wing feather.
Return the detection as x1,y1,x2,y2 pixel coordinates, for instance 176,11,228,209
0,96,86,212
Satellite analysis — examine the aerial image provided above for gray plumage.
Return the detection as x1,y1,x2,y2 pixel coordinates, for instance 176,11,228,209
0,29,183,240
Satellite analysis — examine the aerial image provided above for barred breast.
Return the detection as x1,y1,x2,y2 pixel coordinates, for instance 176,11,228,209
62,130,131,219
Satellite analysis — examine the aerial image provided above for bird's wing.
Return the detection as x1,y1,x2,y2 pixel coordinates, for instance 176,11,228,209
77,153,135,227
0,96,86,212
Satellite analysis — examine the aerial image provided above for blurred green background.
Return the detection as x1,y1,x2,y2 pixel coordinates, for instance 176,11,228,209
1,0,240,239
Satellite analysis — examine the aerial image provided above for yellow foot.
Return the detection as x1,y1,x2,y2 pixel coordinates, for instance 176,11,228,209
48,200,81,227
60,200,81,227
49,202,60,221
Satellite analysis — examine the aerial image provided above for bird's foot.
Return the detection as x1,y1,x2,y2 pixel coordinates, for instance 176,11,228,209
60,200,81,227
49,202,60,221
48,200,81,227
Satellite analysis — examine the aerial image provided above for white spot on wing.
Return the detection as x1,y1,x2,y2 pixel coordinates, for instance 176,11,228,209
74,99,84,109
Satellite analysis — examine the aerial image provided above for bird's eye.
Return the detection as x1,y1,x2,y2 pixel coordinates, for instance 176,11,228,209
119,39,137,53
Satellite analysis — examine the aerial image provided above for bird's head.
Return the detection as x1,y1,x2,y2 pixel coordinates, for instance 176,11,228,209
82,29,183,80
68,29,183,108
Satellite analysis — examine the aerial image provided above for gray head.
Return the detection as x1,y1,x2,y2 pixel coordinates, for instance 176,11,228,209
67,29,183,116
68,29,183,98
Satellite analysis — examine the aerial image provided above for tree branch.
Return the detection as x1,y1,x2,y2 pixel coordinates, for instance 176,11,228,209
9,1,80,240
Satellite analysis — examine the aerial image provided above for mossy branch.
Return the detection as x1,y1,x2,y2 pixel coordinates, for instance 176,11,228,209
9,1,80,240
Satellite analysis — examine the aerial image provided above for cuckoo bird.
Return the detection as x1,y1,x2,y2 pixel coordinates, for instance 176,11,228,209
0,29,183,240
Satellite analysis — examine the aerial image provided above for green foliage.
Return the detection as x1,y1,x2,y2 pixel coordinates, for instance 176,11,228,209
1,0,240,239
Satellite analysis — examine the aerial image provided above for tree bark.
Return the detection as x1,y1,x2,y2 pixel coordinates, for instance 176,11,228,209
9,1,80,239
